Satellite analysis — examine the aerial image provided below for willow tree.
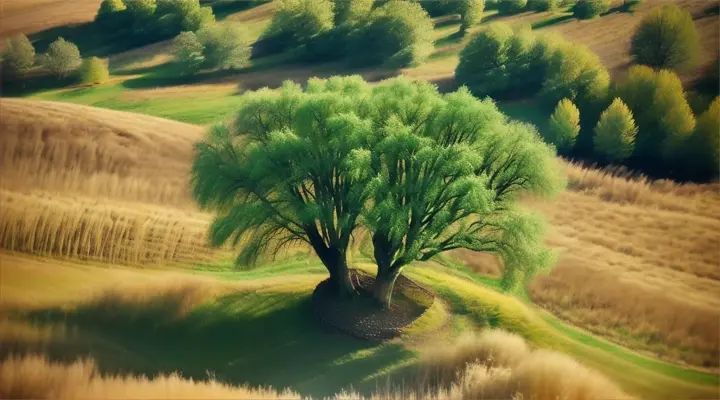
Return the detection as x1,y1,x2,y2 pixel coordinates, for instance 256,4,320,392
353,79,566,307
191,76,374,297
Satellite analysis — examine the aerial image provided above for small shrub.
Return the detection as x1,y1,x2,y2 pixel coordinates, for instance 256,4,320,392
547,98,580,153
352,0,434,67
172,31,205,74
41,37,82,79
497,0,528,15
573,0,610,19
1,34,35,78
197,23,251,70
631,4,701,72
80,57,110,85
593,98,638,163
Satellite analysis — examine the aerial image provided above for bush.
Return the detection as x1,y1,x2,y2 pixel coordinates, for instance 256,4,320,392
456,24,544,98
332,0,373,25
540,41,610,110
262,0,335,52
95,0,127,29
40,37,82,79
79,57,110,85
593,98,638,163
1,34,35,78
547,98,580,153
352,0,434,67
684,97,720,180
528,0,561,12
196,23,251,70
630,4,701,72
458,0,485,34
497,0,528,15
155,0,214,37
172,31,205,73
573,0,610,19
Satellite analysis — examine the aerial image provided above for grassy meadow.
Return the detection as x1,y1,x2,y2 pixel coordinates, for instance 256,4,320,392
1,0,719,399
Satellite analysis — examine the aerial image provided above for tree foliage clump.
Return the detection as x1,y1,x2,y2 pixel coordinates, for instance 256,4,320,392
332,0,374,25
191,75,565,308
172,23,250,72
593,98,638,162
497,0,528,15
155,0,215,37
41,37,82,79
528,0,560,11
79,57,110,85
572,0,610,19
353,0,434,67
456,0,485,34
2,34,35,78
262,0,335,52
546,98,580,153
456,24,550,99
95,0,127,29
684,97,720,181
630,4,701,72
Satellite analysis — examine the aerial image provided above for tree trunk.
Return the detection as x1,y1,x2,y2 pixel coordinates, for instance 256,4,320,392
373,268,400,308
331,256,356,298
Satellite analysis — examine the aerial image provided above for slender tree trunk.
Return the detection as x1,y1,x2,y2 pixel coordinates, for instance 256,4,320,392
331,254,356,298
373,267,400,308
307,230,356,298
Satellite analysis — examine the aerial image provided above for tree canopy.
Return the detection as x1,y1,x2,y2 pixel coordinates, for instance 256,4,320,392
630,4,701,72
41,37,82,79
263,0,335,51
573,0,610,19
593,98,638,162
2,34,35,78
80,57,110,85
192,75,565,307
546,98,580,154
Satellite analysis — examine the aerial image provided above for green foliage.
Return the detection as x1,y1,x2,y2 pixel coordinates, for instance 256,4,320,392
456,24,545,98
572,0,610,19
2,34,35,78
124,0,157,19
457,0,485,34
630,4,701,72
155,0,215,35
40,37,82,79
196,23,251,69
686,90,713,115
528,0,560,11
352,0,434,67
593,98,637,162
332,0,374,25
172,31,205,73
263,0,335,51
95,0,127,28
540,40,610,110
497,0,528,15
546,98,580,153
614,66,695,170
684,97,720,180
80,57,109,85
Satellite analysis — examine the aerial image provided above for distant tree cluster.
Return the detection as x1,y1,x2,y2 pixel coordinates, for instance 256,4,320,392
192,76,565,307
412,0,485,35
172,23,251,74
572,0,611,19
259,0,434,68
94,0,215,42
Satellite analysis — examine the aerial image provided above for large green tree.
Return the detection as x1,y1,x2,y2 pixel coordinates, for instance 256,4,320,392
630,4,700,72
192,77,374,297
354,79,565,307
593,98,638,163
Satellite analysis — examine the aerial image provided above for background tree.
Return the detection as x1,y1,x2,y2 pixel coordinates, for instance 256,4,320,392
155,0,214,37
593,98,638,162
630,4,700,72
497,0,528,15
191,77,376,298
457,0,485,35
172,31,205,73
262,0,335,52
573,0,610,19
124,0,158,35
196,23,251,70
79,57,110,85
653,70,696,164
352,0,434,67
456,23,541,98
684,97,720,181
2,34,35,78
351,79,565,307
546,98,580,153
95,0,127,29
332,0,373,25
41,38,82,79
528,0,560,12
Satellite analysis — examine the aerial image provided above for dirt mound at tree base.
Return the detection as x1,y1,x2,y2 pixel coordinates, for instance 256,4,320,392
312,269,434,341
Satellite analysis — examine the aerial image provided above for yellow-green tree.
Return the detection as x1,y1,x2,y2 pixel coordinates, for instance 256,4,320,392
80,57,110,85
684,97,719,180
546,98,580,153
631,4,700,72
593,98,638,162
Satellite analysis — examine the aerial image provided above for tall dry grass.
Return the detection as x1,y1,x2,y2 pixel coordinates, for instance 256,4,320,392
0,330,629,400
0,189,214,265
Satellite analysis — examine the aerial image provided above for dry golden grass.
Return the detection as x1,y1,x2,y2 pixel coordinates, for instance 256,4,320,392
0,330,629,400
0,0,102,39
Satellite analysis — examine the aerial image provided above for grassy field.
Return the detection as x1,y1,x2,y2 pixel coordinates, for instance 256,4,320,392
1,0,719,398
